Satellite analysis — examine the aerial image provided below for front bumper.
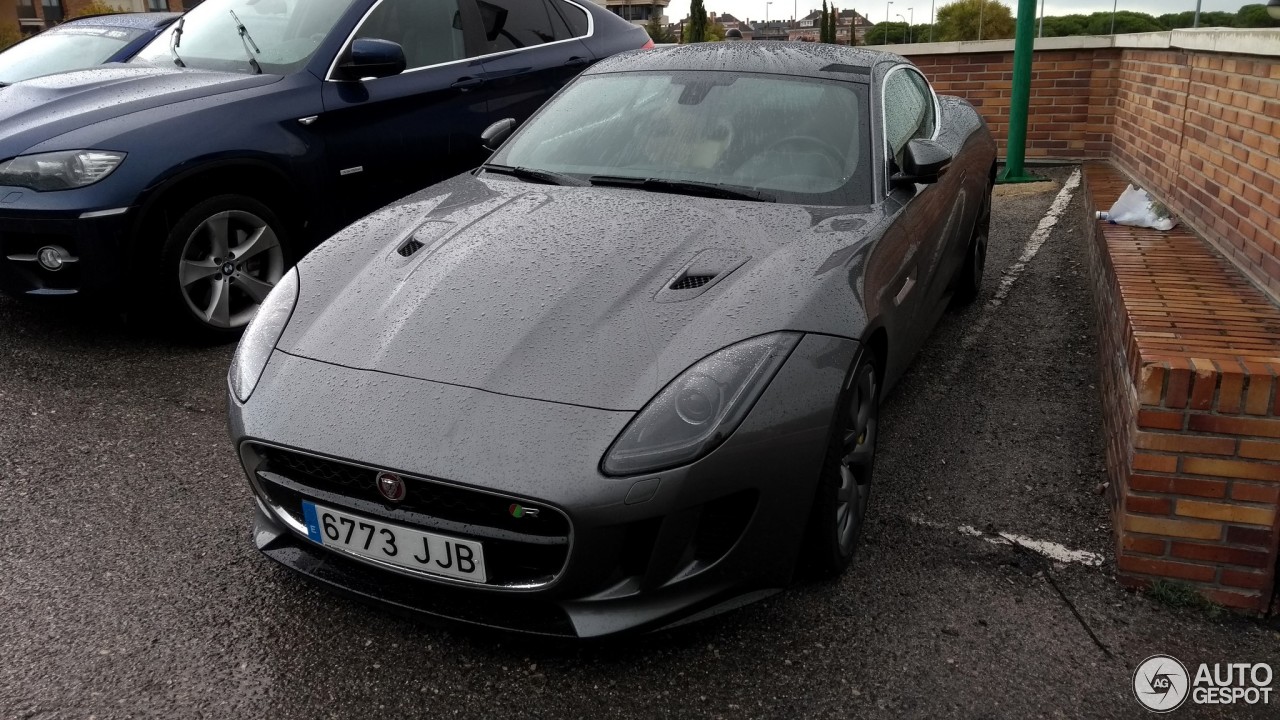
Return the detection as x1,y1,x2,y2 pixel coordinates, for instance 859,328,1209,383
0,206,134,297
230,334,857,637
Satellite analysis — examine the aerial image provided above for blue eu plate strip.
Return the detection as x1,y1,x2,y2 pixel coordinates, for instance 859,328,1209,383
301,501,322,543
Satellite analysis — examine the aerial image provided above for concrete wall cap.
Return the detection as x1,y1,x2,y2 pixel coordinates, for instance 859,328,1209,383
868,27,1280,59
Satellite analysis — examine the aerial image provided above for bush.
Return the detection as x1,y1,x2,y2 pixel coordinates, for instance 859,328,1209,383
69,1,127,19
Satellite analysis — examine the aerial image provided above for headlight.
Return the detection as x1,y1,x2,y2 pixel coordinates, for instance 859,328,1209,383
228,267,299,403
601,332,801,477
0,150,126,191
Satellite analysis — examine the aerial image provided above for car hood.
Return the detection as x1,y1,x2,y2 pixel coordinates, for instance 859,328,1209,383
280,174,880,411
0,65,278,156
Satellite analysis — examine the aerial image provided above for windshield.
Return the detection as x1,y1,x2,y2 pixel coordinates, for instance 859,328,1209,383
133,0,357,75
492,71,872,206
0,26,143,84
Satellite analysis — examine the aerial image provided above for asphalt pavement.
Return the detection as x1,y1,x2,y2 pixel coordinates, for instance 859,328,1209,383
2,166,1277,719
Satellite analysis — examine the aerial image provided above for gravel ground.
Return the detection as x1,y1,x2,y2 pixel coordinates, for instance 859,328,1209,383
1,166,1277,719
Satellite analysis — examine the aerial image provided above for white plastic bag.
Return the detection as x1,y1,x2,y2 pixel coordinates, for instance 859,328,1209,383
1106,184,1177,231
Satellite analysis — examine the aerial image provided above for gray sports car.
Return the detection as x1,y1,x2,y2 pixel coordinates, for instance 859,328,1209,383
228,42,995,637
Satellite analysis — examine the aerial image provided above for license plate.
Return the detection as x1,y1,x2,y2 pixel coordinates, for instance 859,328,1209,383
301,501,486,584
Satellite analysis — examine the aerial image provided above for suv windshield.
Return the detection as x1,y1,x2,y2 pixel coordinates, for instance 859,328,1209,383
133,0,357,75
0,25,144,85
491,71,872,206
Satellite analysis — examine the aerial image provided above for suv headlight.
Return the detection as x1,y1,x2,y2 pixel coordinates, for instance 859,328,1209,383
229,267,299,403
0,150,126,191
601,332,801,477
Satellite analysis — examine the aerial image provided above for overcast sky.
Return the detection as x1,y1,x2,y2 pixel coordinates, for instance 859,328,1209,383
663,0,1254,24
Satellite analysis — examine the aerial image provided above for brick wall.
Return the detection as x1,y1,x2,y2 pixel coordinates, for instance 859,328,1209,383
1112,49,1280,302
1084,164,1280,613
906,49,1120,161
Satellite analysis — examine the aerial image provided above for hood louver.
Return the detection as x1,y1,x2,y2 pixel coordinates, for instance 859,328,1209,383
655,249,749,303
397,238,426,257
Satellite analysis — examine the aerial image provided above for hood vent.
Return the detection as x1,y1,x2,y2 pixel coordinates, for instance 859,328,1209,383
655,249,749,303
670,274,716,291
397,238,426,257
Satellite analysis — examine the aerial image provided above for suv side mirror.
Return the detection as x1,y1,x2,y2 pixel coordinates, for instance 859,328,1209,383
480,118,517,151
336,38,406,81
892,139,952,186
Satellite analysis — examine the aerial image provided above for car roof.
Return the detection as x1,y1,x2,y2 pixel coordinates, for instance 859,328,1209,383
60,11,182,31
584,42,909,84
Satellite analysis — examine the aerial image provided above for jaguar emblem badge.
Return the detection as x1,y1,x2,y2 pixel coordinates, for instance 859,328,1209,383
376,471,407,503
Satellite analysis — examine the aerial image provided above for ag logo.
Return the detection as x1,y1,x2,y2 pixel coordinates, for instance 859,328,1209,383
1134,655,1190,713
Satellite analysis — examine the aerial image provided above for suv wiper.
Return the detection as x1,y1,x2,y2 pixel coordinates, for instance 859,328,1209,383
169,15,186,67
480,164,586,187
588,175,775,203
229,10,262,74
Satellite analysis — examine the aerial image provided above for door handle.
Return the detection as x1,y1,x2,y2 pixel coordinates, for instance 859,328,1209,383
564,56,589,67
451,76,485,91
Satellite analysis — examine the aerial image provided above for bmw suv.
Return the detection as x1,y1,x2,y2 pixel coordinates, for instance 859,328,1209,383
0,0,647,340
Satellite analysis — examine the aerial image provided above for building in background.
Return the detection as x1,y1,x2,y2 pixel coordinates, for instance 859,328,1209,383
594,0,670,26
6,0,187,38
788,7,868,44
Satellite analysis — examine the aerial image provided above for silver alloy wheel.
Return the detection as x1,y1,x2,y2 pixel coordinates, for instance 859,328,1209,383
836,360,877,556
178,209,284,329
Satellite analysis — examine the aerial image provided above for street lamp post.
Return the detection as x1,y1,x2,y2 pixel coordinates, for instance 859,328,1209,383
1110,0,1118,35
897,13,907,42
1193,0,1201,27
766,1,772,23
978,0,984,41
886,0,893,39
929,0,935,41
1038,0,1045,36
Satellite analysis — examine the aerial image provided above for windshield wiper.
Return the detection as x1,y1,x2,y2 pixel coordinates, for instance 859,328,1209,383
480,164,586,187
169,15,186,68
588,175,775,203
228,10,262,75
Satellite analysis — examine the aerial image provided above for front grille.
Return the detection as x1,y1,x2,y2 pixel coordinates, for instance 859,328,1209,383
249,445,571,587
670,274,715,290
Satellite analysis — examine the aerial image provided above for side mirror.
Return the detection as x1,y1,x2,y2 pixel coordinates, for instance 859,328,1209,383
336,38,406,81
892,138,952,186
480,118,517,151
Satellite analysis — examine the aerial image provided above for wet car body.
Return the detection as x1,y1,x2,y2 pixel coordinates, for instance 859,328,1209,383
229,43,997,637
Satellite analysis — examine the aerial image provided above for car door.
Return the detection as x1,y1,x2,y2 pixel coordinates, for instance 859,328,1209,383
472,0,596,126
317,0,492,224
880,65,961,351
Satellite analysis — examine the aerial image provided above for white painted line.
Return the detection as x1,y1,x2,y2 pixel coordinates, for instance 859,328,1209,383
910,516,1104,567
991,167,1082,307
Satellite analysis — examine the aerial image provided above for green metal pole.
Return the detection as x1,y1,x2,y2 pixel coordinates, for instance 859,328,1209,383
997,0,1044,183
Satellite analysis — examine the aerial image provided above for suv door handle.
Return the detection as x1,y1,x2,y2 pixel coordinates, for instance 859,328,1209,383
451,76,485,91
564,56,589,67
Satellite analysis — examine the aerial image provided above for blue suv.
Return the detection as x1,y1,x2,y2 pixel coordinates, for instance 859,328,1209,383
0,0,647,340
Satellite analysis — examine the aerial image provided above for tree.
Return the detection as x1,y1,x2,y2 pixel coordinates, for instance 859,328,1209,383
644,16,675,43
69,1,126,18
708,22,726,41
820,1,830,42
0,24,20,51
865,21,908,44
829,6,840,44
687,0,708,43
1236,4,1280,28
935,0,1015,41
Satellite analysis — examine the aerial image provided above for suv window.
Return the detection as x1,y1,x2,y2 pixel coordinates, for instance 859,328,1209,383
551,0,590,38
476,0,569,53
354,0,467,70
882,67,935,167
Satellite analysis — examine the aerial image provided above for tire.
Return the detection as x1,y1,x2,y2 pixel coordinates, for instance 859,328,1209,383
801,346,881,579
952,184,991,306
151,194,292,342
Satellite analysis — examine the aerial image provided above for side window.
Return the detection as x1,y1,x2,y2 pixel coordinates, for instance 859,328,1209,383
882,68,936,167
551,0,590,38
354,0,467,71
475,0,567,53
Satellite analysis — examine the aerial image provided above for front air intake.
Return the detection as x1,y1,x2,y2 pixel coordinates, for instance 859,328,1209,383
670,274,716,290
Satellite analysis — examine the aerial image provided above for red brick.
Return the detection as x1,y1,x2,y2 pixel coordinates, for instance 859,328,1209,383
1202,588,1265,610
1218,372,1245,413
1137,410,1184,431
1126,495,1173,515
1187,415,1280,438
1225,525,1273,547
1134,432,1234,456
1230,482,1280,504
1117,555,1216,582
1189,359,1217,410
1181,457,1280,482
1165,366,1192,409
1239,439,1280,461
1244,373,1274,416
1221,569,1271,590
1134,453,1177,473
1129,474,1227,498
1170,542,1271,567
1123,535,1167,555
